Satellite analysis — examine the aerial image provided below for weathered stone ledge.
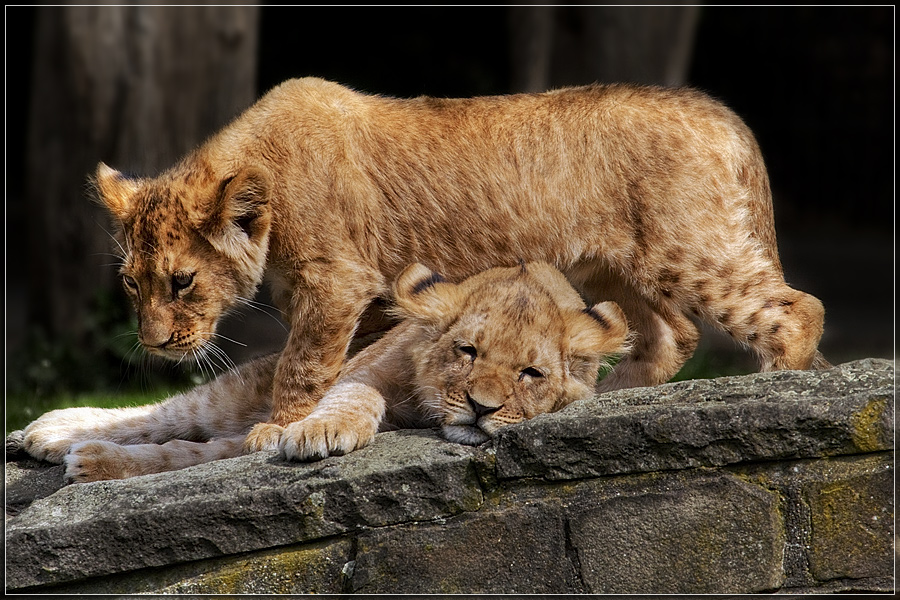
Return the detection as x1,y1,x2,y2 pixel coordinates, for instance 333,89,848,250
5,358,895,594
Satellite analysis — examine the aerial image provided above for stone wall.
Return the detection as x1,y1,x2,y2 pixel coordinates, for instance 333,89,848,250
5,358,895,594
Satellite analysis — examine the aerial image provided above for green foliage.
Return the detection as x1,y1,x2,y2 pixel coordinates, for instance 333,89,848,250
598,345,753,387
6,289,199,427
671,346,755,382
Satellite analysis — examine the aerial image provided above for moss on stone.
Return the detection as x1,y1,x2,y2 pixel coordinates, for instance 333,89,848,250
158,538,352,594
850,396,890,452
805,457,894,581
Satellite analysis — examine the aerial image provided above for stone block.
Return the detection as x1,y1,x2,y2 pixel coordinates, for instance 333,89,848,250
804,455,894,581
490,469,785,594
494,359,894,481
154,537,354,594
36,537,354,594
350,507,583,594
566,470,785,594
6,430,486,590
734,451,894,591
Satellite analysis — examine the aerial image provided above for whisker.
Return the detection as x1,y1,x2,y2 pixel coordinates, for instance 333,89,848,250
196,334,244,376
175,349,190,368
97,222,127,259
206,332,248,348
235,296,289,333
210,347,233,377
191,348,211,382
236,301,289,323
119,339,144,385
206,343,233,369
205,343,243,384
200,349,215,379
238,296,285,314
113,330,138,342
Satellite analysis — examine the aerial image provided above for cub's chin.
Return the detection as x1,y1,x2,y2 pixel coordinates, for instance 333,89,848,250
441,424,491,446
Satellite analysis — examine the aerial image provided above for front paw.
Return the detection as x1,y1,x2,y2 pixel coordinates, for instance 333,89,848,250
243,422,285,453
279,414,376,461
64,441,132,483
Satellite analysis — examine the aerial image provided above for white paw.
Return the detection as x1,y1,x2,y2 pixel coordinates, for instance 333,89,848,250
22,432,74,463
278,413,376,461
23,422,80,463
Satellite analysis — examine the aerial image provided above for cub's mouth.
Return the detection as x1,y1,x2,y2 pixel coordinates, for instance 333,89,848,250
439,391,514,446
142,332,234,374
141,333,211,360
441,423,492,446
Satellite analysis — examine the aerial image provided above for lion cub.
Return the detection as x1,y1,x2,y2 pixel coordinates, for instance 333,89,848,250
91,79,828,455
21,262,628,482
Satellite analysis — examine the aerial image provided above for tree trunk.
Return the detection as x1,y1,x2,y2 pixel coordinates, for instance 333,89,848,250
509,5,700,92
26,5,259,346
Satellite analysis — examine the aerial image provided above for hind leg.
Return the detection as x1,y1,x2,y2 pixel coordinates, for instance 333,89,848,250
703,280,827,372
596,296,700,392
678,242,827,373
22,353,277,464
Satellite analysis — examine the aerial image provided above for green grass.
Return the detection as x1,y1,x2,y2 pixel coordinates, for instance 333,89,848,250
670,349,755,382
6,388,187,435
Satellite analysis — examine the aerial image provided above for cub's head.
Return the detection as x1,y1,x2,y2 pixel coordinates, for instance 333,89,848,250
93,161,273,362
394,262,629,445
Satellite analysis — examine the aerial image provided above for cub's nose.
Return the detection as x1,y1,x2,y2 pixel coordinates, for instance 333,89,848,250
140,330,175,350
466,393,502,417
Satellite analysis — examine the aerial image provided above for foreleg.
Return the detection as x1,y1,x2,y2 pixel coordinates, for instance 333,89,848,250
244,259,384,450
64,436,247,483
277,322,415,461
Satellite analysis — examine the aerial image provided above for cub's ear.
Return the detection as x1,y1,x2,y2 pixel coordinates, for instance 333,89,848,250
568,301,630,362
201,167,273,253
392,263,461,324
560,301,630,409
94,162,141,221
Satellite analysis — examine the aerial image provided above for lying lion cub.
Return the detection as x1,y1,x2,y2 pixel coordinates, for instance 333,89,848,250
91,78,828,454
21,262,628,482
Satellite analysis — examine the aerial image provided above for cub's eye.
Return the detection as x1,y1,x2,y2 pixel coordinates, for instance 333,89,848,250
172,272,194,292
457,344,478,360
519,367,545,381
122,275,138,290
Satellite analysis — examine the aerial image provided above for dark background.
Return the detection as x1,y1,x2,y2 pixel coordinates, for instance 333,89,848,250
4,6,894,398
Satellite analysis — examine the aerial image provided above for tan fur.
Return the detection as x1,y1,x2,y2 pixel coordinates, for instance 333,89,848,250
91,78,828,451
21,262,628,482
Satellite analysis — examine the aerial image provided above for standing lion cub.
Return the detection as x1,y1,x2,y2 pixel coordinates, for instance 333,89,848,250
22,262,629,482
88,78,826,454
